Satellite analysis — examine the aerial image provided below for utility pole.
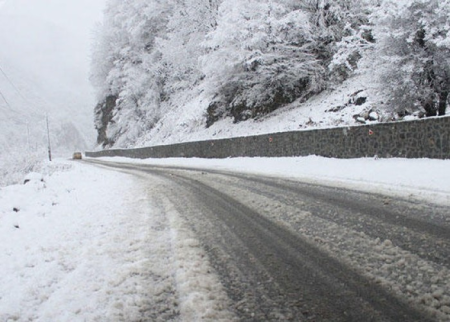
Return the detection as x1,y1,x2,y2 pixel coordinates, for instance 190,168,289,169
46,114,52,161
26,122,30,151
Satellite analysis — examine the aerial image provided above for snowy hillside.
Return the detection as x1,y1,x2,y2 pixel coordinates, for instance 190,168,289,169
91,0,450,149
133,60,390,147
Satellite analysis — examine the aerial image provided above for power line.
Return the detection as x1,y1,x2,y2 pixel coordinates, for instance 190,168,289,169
0,64,28,101
0,89,34,122
0,63,62,151
0,87,12,108
0,62,50,120
0,92,31,125
46,114,52,161
0,64,57,154
0,81,46,127
0,63,80,129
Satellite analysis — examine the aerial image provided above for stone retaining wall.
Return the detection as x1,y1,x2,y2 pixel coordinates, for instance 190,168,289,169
86,116,450,159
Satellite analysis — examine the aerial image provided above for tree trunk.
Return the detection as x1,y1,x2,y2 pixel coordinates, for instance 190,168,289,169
438,90,448,116
423,97,437,117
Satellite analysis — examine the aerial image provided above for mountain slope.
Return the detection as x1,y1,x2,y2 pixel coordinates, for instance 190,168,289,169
91,0,450,150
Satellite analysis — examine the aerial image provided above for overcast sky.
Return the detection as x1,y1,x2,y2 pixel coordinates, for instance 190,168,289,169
0,0,106,78
0,0,105,41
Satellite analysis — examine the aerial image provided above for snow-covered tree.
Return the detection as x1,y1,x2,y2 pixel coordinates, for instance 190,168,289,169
201,0,377,124
156,0,220,97
373,0,450,116
91,0,171,147
201,0,325,124
91,0,449,148
312,0,376,83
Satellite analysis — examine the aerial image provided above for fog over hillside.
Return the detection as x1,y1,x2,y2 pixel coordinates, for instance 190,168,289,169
0,0,105,154
0,0,105,186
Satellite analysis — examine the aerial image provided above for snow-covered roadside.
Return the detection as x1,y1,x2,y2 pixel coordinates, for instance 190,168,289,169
1,156,448,320
96,156,450,207
0,160,152,321
0,159,234,321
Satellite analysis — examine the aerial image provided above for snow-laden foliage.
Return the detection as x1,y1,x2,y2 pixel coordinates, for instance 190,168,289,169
373,0,450,116
0,148,45,187
322,0,377,82
202,1,325,124
91,0,449,148
91,0,172,147
0,118,86,187
157,0,219,96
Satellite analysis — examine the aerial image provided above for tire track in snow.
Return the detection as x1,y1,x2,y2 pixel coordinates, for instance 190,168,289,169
145,169,434,321
216,173,450,267
85,160,447,321
94,168,237,321
180,170,450,321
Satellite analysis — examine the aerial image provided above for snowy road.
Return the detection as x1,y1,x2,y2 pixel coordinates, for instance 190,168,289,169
86,159,450,321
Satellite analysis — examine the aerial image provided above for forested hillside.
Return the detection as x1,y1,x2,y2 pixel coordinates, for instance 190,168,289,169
91,0,450,148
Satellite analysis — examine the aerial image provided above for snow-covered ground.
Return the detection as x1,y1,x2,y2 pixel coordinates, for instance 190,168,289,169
0,159,234,321
0,156,449,321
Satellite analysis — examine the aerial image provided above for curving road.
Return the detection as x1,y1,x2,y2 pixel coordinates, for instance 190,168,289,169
85,159,450,321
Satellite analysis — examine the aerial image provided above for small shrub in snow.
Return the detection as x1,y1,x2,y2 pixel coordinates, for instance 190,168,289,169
0,149,45,187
